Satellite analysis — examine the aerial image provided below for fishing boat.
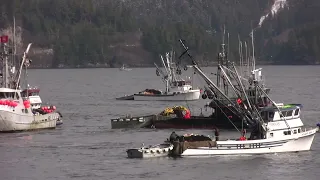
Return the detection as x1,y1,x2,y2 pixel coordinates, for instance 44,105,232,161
171,103,318,156
133,39,318,156
117,51,200,101
119,64,132,71
174,39,318,156
0,36,60,132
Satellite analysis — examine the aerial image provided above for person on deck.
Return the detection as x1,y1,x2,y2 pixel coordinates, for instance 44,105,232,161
183,110,191,119
239,129,247,141
169,131,179,142
214,127,220,141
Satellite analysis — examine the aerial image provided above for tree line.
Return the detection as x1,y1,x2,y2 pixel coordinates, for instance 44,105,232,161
0,0,319,68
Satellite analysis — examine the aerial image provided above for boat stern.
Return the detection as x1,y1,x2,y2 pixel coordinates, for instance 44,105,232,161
127,149,144,158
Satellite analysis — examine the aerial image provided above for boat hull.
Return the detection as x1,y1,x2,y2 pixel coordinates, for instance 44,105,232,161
133,90,200,101
0,110,59,132
110,114,246,130
116,95,134,100
111,115,155,129
179,128,318,156
127,143,173,158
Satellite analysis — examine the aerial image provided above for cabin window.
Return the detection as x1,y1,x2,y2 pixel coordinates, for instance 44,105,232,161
286,110,293,117
293,130,297,134
298,128,301,133
268,112,274,119
0,92,20,99
28,92,39,96
270,133,274,137
283,131,292,135
294,109,300,116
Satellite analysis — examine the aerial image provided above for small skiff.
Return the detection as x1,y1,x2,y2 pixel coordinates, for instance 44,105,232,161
126,143,173,158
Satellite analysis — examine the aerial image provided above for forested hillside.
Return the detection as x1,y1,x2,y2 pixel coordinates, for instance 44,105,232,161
0,0,319,68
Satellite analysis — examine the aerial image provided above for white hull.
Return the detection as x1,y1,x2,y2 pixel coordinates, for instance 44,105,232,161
133,90,200,101
127,143,173,158
0,110,59,132
180,128,318,156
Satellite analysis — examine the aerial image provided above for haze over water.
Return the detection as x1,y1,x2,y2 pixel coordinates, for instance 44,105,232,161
0,66,319,180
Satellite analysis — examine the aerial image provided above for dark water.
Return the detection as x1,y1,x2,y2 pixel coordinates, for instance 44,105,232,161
0,66,319,180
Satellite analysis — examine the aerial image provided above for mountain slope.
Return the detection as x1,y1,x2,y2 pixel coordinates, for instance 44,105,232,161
1,0,319,67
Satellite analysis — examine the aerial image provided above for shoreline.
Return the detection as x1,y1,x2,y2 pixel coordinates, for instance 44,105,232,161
28,63,320,70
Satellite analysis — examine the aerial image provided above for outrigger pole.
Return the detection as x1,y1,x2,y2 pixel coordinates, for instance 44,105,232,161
178,39,255,126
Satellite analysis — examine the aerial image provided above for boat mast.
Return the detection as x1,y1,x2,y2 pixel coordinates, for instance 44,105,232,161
15,43,32,89
13,16,16,69
1,39,10,88
251,29,256,71
217,26,229,95
162,53,170,93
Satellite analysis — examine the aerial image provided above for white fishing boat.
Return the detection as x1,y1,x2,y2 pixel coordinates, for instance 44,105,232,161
127,143,173,158
0,38,60,132
133,39,318,157
132,51,200,101
169,39,319,156
172,104,318,156
133,82,200,101
119,64,132,71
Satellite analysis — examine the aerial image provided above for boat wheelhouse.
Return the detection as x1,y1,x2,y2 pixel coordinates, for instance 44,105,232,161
21,87,41,109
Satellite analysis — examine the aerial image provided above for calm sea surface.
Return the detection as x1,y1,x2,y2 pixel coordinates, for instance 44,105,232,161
0,66,319,180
